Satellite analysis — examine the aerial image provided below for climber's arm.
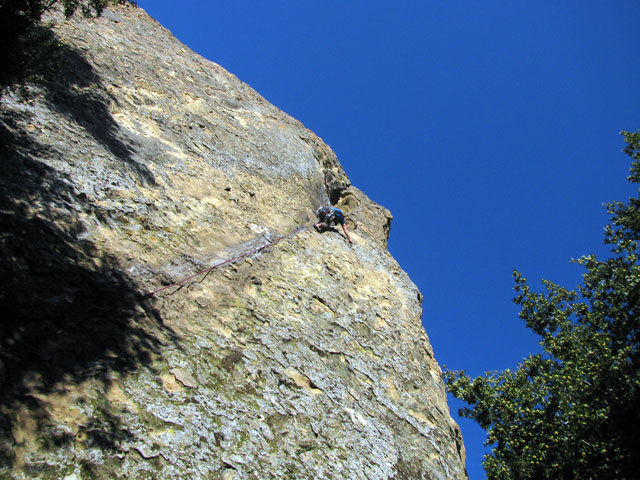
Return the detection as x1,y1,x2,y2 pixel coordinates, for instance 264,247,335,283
342,222,353,244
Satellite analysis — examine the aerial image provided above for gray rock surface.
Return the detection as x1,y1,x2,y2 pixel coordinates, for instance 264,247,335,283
0,4,466,479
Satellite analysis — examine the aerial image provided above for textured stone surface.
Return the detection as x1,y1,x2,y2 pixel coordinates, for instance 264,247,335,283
0,4,466,479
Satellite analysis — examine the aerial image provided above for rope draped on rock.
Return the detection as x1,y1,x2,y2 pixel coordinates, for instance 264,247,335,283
146,225,309,298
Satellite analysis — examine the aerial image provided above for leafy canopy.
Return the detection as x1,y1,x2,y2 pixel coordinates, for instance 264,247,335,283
444,130,640,480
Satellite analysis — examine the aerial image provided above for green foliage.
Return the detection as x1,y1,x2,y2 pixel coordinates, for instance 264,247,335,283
0,0,136,87
444,130,640,480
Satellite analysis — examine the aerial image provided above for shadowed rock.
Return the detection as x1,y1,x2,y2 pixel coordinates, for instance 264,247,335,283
0,4,466,479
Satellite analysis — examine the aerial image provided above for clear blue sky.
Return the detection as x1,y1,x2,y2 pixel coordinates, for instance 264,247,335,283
136,1,640,478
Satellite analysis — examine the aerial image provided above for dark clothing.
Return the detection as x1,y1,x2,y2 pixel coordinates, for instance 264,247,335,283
314,206,353,244
318,207,345,226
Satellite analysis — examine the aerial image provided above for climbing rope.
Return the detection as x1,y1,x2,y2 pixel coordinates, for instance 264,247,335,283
0,227,309,358
145,225,309,297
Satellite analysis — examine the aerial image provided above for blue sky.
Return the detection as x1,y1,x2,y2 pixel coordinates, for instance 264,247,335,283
136,1,640,478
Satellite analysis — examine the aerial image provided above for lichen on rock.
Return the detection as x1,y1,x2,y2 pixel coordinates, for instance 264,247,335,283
0,3,466,479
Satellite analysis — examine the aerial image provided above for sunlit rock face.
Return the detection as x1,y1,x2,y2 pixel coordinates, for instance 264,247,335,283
0,4,466,479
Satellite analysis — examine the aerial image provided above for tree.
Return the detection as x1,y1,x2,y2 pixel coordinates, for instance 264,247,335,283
0,0,135,87
444,130,640,480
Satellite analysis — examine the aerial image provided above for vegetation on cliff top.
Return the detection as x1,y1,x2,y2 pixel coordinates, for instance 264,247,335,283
0,0,136,87
445,130,640,479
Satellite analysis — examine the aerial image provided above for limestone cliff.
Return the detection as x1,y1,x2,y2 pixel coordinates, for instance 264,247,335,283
0,4,466,479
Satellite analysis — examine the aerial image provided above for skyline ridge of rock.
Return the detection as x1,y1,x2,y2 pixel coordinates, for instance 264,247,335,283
0,4,467,479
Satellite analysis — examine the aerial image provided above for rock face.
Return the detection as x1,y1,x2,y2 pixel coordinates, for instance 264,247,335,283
0,4,466,479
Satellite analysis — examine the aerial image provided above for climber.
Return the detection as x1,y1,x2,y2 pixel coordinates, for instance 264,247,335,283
314,206,353,244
